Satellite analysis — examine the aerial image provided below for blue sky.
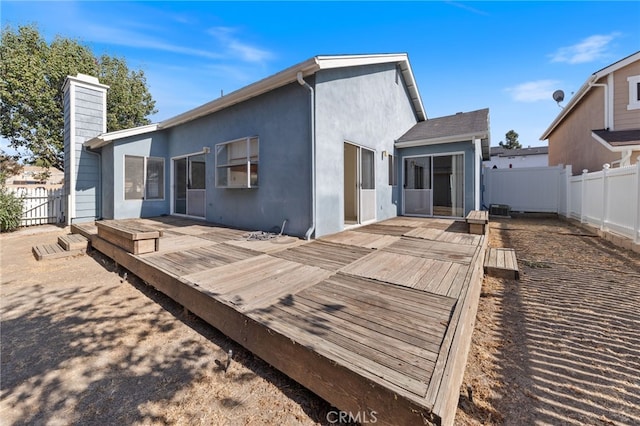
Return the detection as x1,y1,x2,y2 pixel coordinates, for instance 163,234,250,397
2,1,639,157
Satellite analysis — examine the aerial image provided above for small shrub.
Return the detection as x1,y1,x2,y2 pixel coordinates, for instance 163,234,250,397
0,187,23,232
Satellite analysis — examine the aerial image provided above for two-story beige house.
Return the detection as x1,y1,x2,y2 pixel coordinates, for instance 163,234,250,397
541,51,640,173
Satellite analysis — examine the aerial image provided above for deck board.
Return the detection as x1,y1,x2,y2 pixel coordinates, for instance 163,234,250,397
383,237,476,264
270,240,373,271
87,215,487,426
319,230,400,249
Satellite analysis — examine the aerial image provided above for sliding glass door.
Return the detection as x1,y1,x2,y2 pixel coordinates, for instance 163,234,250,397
173,154,206,217
403,153,464,217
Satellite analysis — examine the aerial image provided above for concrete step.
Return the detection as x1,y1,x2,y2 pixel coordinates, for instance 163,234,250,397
484,247,520,280
58,233,89,251
32,244,83,261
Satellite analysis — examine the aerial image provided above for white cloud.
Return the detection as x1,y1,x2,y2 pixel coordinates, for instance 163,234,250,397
505,80,561,102
208,26,273,63
85,24,223,60
550,33,621,64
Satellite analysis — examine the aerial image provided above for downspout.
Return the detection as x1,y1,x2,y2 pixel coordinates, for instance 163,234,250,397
297,71,316,240
589,80,609,129
474,138,482,211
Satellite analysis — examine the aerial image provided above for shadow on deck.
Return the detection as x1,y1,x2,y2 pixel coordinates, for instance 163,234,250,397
74,215,487,426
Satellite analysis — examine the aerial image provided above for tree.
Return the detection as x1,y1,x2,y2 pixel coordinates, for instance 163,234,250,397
498,130,522,150
1,24,157,170
0,150,24,232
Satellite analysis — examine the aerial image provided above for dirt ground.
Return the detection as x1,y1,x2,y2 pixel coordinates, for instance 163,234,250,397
456,216,640,426
1,217,639,425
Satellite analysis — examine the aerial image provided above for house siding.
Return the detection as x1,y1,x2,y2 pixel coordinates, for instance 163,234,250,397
613,60,640,130
63,81,105,223
548,84,618,173
397,141,476,216
314,63,418,236
73,87,103,222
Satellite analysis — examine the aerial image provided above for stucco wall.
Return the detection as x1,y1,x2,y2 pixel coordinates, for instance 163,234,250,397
164,81,312,237
110,132,169,219
314,63,418,236
548,85,618,173
397,141,477,217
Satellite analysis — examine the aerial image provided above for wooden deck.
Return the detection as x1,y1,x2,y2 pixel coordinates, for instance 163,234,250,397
81,216,487,426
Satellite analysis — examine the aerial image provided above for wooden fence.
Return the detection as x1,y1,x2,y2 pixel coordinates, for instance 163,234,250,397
483,162,640,243
9,187,65,227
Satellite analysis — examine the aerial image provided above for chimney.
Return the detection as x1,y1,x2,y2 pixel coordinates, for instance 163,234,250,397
62,74,109,225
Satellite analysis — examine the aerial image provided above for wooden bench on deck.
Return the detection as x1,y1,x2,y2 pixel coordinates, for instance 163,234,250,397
96,220,162,255
465,210,489,235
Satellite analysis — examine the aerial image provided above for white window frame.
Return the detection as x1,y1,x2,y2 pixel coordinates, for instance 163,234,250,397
627,75,640,110
123,155,165,201
215,136,259,188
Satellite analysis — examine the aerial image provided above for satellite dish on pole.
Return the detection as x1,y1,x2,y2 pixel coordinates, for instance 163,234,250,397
553,90,565,108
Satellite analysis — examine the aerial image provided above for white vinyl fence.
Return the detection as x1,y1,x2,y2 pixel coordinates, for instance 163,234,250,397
483,165,565,213
10,187,65,227
483,162,640,243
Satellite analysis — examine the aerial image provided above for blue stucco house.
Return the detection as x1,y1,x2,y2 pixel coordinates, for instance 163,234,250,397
63,54,490,238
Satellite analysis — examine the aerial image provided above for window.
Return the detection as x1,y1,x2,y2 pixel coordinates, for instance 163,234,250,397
124,155,164,200
628,75,640,110
146,157,165,200
388,154,397,186
216,136,259,188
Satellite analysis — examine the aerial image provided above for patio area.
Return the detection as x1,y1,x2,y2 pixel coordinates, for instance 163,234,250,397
74,215,487,426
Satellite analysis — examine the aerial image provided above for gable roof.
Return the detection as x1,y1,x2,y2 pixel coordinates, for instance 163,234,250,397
86,54,426,149
160,53,425,128
396,108,491,159
540,51,640,140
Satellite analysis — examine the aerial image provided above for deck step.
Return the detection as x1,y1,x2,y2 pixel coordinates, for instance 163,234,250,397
32,243,84,261
70,222,98,239
484,247,520,280
58,233,89,251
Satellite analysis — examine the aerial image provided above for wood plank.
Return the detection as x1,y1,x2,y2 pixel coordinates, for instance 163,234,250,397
341,250,454,291
32,244,83,260
271,240,373,271
257,306,430,397
426,234,486,426
383,237,476,264
484,248,520,280
195,227,248,243
276,295,439,369
320,230,400,249
96,220,160,240
324,274,456,323
224,236,304,253
268,301,435,385
91,236,436,424
355,223,415,236
292,289,443,355
58,234,89,251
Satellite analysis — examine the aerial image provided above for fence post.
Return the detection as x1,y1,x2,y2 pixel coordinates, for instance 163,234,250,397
635,158,640,244
581,169,588,223
601,164,610,231
565,165,572,217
